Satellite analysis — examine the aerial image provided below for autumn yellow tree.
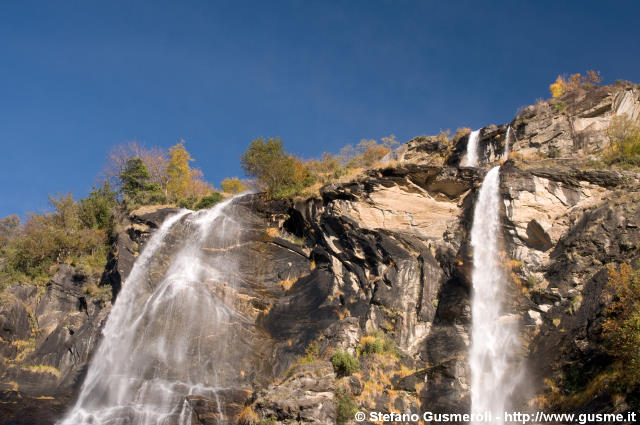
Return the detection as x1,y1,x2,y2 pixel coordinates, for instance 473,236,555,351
549,70,602,98
221,177,248,194
166,141,194,200
549,76,566,98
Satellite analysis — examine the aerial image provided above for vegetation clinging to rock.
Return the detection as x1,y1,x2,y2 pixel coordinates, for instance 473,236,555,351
603,114,640,167
241,137,314,199
330,350,359,377
602,263,640,388
335,389,358,425
0,193,111,286
549,70,602,98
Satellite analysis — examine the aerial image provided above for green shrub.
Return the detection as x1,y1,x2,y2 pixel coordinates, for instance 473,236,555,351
359,335,385,355
547,147,561,158
193,192,224,210
177,192,225,210
78,183,117,233
2,194,108,281
551,101,566,112
177,195,198,209
357,331,398,357
299,341,320,364
335,389,358,425
331,350,359,377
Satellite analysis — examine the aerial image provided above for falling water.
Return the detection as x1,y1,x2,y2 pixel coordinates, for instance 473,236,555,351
59,199,247,425
503,126,511,160
464,129,481,166
469,166,520,424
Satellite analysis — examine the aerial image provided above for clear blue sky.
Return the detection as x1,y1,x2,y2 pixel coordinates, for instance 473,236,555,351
1,0,638,218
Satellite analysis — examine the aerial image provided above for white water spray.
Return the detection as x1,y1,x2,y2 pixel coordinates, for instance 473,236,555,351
503,126,511,160
469,166,521,424
464,129,481,166
59,200,245,425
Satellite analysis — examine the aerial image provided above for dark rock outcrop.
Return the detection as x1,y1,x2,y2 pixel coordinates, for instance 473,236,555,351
2,83,639,424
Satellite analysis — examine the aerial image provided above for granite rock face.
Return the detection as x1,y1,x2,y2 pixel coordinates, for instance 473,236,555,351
2,83,639,424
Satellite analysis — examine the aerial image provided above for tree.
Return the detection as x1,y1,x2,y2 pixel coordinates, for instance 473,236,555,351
120,158,166,206
5,195,107,279
550,76,565,98
342,139,392,169
221,177,249,194
187,168,214,198
241,137,313,198
78,182,118,232
381,134,399,149
0,215,20,248
104,141,168,192
120,158,151,199
166,141,194,200
549,70,602,98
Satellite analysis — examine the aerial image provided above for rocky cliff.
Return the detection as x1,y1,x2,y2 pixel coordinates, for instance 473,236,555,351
1,81,639,425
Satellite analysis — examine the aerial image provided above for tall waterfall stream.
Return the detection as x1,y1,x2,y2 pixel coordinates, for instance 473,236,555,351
469,166,522,423
60,200,248,425
58,145,523,424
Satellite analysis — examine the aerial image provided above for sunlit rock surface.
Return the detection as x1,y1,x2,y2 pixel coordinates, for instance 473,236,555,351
1,82,640,424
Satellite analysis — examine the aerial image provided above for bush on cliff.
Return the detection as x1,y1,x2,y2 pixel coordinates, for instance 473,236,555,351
549,70,602,98
1,194,110,283
602,263,640,387
194,192,224,210
603,114,640,167
357,331,397,357
335,389,358,425
78,183,118,232
331,350,359,377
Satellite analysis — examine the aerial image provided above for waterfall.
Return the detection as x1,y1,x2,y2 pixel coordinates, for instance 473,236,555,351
59,199,246,425
469,166,520,424
464,129,481,166
503,126,511,160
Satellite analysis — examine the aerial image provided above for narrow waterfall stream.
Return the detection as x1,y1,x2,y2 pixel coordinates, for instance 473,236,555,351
503,126,511,160
464,129,481,166
469,166,521,424
59,200,247,425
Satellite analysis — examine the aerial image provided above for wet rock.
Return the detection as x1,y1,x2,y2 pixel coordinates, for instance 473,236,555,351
187,389,252,425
